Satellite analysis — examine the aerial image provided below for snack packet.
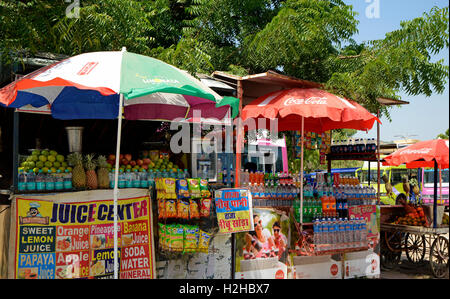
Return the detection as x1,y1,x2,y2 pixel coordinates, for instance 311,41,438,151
199,198,212,218
158,223,166,251
183,225,199,253
176,199,190,221
199,179,211,198
170,224,184,252
165,199,177,219
187,178,201,199
163,178,177,200
198,230,212,253
176,179,190,199
157,199,166,220
189,199,200,220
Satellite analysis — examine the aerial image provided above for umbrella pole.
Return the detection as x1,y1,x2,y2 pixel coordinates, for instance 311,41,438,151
113,93,124,279
433,160,438,228
300,116,304,224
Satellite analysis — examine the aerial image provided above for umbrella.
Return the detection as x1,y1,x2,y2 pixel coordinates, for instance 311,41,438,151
0,48,239,279
241,88,381,223
383,139,449,227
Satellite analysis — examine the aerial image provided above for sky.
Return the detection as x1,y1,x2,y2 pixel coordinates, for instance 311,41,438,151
343,0,449,142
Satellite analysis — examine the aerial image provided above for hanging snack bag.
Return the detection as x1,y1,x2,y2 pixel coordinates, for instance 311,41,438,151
170,224,184,252
165,199,177,219
176,179,190,199
183,225,199,253
189,199,200,220
187,178,201,199
199,198,212,218
164,178,177,200
198,230,212,253
158,198,166,220
177,199,190,221
158,223,166,251
199,179,211,198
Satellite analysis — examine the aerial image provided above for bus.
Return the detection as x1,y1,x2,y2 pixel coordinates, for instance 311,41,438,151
421,168,449,206
356,161,420,205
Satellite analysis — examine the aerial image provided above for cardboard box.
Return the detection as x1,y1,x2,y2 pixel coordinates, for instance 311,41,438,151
293,255,342,279
343,249,380,279
237,257,287,279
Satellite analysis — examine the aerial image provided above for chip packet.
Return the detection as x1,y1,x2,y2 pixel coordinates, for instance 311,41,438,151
157,198,166,220
176,199,190,221
199,179,211,198
176,179,190,199
163,178,177,200
170,224,184,252
199,198,212,218
165,199,177,219
198,230,212,253
183,225,199,253
189,199,200,220
187,178,201,198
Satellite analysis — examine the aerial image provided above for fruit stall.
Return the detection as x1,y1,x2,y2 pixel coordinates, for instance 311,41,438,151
0,50,239,279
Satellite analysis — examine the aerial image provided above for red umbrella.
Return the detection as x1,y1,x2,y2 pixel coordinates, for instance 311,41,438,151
383,139,449,228
382,139,449,169
240,88,381,223
241,88,380,132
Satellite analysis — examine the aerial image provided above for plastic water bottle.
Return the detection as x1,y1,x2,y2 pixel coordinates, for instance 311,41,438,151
360,220,367,248
344,217,352,249
64,169,73,190
109,170,115,189
353,218,360,248
18,169,27,192
26,170,36,192
182,168,189,179
132,170,141,188
45,170,55,191
55,170,64,191
313,218,321,253
36,170,46,192
125,169,133,188
118,169,126,189
338,218,345,250
140,170,149,189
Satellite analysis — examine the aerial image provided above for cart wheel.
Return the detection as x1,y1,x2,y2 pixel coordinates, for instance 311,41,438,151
381,231,402,270
405,233,426,264
430,236,449,279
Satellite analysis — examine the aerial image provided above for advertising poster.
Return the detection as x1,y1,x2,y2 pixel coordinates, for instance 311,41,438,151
234,208,290,279
348,204,380,249
215,189,253,234
9,189,155,279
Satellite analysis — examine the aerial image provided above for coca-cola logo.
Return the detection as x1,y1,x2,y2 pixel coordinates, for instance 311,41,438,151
275,270,285,279
401,148,432,155
330,264,339,276
284,97,327,106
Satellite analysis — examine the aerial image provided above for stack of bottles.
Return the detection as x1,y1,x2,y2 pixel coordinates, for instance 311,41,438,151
330,138,377,156
18,169,72,192
294,173,377,223
241,171,303,207
111,168,190,189
313,217,368,253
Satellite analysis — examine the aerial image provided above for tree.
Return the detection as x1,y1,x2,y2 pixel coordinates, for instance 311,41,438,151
437,129,449,139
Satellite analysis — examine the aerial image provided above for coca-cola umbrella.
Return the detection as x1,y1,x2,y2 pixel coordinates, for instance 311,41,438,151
382,139,449,227
241,88,381,222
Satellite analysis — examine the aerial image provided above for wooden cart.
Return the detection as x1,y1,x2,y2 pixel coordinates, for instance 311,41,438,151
380,222,449,278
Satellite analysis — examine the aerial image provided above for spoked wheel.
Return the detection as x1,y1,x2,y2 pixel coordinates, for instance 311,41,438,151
381,231,402,270
430,236,449,279
405,233,426,264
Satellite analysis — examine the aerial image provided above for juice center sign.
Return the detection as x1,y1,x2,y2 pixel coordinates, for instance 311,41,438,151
10,190,155,279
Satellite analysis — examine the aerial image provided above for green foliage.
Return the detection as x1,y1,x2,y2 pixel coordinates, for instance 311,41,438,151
437,129,449,139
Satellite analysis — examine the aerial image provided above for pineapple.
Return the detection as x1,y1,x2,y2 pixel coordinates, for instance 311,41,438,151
68,152,86,189
96,155,110,189
85,154,98,190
